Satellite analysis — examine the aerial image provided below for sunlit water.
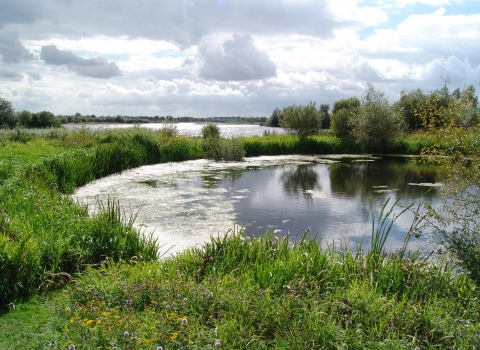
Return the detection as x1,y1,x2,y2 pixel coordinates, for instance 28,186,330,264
72,155,442,257
63,122,285,138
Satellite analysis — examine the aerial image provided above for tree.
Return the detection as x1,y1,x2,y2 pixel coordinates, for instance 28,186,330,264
421,95,480,285
319,104,330,129
266,108,284,127
17,110,32,126
0,97,17,129
280,102,320,141
31,111,61,128
330,97,360,138
393,89,427,131
350,83,404,148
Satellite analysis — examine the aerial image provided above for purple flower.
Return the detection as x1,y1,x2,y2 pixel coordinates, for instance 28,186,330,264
215,339,221,347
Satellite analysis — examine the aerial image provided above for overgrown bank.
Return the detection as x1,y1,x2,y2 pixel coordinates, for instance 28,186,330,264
0,126,478,349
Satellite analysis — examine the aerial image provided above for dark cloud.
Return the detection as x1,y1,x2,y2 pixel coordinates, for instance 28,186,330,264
41,45,121,78
0,31,34,63
3,0,339,47
198,34,277,81
0,68,24,80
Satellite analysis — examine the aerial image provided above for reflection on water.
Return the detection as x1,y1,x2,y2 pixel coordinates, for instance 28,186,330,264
72,155,441,256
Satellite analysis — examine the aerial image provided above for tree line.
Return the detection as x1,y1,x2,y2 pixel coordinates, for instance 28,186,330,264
0,101,268,129
266,82,479,146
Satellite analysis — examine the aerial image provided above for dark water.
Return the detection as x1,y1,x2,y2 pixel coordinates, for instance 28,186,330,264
74,155,441,255
201,156,440,249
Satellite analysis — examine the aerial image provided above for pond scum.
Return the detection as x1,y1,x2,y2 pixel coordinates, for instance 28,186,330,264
0,127,478,349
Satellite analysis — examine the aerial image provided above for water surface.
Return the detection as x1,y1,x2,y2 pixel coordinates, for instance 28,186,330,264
73,155,441,256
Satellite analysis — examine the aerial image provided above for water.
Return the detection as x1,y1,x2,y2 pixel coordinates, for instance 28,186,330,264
63,122,285,138
72,155,442,256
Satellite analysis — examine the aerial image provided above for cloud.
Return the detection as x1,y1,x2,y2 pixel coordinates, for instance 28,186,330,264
0,68,24,81
198,34,277,81
26,71,42,81
40,45,121,78
0,30,34,63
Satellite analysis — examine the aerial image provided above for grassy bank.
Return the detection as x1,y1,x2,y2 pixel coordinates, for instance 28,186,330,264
0,127,477,349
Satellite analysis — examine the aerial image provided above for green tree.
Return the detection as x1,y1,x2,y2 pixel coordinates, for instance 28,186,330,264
0,97,17,129
421,97,480,284
350,83,404,148
266,108,284,127
17,110,32,126
330,97,360,138
393,89,427,131
31,111,61,128
319,104,330,129
280,102,320,141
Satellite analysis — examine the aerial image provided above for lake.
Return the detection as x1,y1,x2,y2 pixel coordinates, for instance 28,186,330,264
72,155,442,257
63,122,286,138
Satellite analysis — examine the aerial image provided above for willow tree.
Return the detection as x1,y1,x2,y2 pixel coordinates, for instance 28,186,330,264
280,102,320,141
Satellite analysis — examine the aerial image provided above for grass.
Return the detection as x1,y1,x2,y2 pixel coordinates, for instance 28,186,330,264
0,126,477,349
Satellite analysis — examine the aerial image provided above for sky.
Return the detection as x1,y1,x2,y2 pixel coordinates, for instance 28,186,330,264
0,0,479,117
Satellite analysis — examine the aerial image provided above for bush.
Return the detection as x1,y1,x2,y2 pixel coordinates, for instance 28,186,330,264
0,97,17,129
330,97,360,139
201,122,220,139
350,83,405,148
421,93,480,285
280,102,320,141
157,121,178,138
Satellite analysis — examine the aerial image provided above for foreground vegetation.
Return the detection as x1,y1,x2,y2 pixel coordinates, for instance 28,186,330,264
0,120,479,348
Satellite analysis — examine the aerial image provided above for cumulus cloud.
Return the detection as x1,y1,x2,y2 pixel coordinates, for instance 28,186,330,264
198,34,277,81
0,68,24,81
40,45,121,78
0,31,34,63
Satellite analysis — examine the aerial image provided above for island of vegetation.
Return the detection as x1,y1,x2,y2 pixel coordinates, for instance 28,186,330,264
0,82,479,349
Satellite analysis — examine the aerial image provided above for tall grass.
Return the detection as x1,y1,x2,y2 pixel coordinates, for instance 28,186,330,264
0,127,205,307
54,232,479,349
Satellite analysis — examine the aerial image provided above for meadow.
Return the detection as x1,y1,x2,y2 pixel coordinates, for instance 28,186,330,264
0,126,478,349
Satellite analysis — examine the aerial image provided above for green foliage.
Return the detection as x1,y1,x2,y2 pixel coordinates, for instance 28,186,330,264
31,111,61,128
16,110,32,127
330,97,360,138
265,107,284,127
202,137,245,161
157,121,179,138
350,83,405,149
422,122,480,286
393,89,427,131
280,102,320,141
201,122,220,139
331,108,355,138
319,103,330,129
0,97,17,129
415,85,479,130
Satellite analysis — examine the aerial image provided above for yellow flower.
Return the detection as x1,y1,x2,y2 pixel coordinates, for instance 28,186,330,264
171,332,178,340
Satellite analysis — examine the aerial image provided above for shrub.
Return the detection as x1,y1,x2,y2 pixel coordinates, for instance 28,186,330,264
330,97,360,139
0,97,17,129
350,83,405,149
280,102,320,141
201,122,220,139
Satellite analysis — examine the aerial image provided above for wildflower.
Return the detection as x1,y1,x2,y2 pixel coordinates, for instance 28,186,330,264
357,323,363,328
157,347,163,350
215,339,221,347
69,345,76,350
124,331,129,338
182,317,188,326
131,332,137,341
